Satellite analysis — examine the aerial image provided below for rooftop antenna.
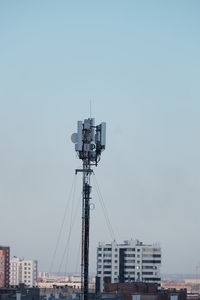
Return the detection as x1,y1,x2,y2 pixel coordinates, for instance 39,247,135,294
71,117,106,300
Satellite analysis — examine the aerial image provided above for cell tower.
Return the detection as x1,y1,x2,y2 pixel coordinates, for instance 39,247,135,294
71,118,106,300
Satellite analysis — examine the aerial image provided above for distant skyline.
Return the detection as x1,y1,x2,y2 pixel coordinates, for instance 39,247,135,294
0,1,200,275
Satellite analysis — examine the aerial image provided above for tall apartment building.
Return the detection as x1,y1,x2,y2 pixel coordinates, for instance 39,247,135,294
0,246,10,287
96,239,161,292
10,257,38,287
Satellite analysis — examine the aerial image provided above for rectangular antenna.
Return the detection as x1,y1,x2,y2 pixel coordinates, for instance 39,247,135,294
77,121,83,151
100,122,106,148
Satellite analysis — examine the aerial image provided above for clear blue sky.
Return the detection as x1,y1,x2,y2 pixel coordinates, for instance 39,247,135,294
0,1,200,275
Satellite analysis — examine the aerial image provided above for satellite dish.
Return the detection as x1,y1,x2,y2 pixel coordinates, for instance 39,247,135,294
71,133,78,143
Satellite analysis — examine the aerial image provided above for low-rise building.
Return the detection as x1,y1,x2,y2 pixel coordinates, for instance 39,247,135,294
10,257,37,287
102,282,187,300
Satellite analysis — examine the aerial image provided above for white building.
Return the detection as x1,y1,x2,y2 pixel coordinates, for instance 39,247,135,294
10,257,38,287
96,239,161,292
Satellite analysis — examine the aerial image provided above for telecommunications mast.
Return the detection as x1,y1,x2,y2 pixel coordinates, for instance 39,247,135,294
71,118,106,300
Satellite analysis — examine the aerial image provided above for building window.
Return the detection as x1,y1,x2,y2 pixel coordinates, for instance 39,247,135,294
142,260,161,264
142,266,155,270
104,271,111,275
143,254,153,258
104,265,111,269
143,277,161,281
125,254,135,257
136,266,140,269
103,259,111,263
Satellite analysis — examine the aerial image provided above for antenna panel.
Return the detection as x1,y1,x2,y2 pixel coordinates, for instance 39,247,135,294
77,121,83,151
84,119,90,130
91,118,95,142
100,122,106,148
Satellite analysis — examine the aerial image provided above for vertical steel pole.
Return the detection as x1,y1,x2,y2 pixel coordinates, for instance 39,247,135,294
81,161,91,300
72,118,106,300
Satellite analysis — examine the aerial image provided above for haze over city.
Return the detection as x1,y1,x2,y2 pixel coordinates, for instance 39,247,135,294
0,1,200,276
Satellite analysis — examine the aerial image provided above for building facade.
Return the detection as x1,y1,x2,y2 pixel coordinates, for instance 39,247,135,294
10,257,38,287
96,239,161,292
0,246,10,287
